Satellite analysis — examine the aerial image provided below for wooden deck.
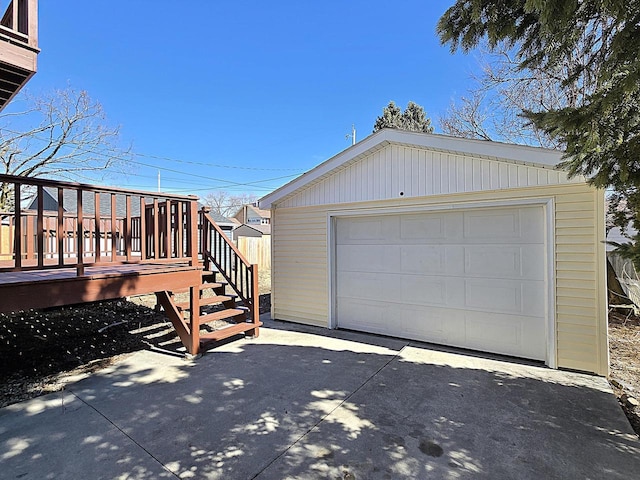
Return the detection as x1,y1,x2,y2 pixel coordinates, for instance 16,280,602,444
0,262,202,313
0,174,260,354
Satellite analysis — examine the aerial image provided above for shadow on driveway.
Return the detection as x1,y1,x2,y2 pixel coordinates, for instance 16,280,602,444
1,321,638,479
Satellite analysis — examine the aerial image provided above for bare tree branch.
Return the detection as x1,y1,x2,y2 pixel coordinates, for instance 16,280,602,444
0,88,131,209
203,191,258,218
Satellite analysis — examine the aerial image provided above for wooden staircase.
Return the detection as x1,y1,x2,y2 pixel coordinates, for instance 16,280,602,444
155,269,262,354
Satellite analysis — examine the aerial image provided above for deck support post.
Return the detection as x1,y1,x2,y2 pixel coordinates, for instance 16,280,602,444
189,285,200,355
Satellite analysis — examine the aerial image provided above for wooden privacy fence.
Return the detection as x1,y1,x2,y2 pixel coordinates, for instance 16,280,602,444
237,235,271,271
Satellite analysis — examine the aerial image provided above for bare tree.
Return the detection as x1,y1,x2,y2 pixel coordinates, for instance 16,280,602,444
203,191,257,218
0,87,131,209
439,45,593,149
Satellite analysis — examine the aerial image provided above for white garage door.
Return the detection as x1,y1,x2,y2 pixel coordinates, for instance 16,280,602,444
335,206,547,360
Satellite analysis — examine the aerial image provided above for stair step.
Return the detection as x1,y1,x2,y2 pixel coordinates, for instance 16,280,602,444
171,282,227,295
200,308,246,323
200,282,226,290
200,321,263,344
175,295,235,311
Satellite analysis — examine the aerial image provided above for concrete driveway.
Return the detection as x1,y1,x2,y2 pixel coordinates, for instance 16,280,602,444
1,316,639,479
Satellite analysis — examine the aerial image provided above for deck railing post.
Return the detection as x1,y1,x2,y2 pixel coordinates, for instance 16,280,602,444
164,200,171,259
27,0,37,49
177,201,183,259
110,193,117,261
13,182,21,269
139,197,146,260
57,188,64,266
36,185,44,268
125,195,132,261
94,192,101,263
153,199,159,260
76,189,84,276
188,200,198,267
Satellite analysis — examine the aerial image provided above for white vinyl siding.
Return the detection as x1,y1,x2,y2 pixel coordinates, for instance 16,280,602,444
272,209,328,326
277,145,581,209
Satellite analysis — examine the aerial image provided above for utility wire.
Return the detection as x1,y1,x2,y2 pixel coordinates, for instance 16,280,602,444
1,128,301,190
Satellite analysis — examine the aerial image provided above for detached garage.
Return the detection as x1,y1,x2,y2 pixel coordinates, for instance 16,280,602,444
260,129,608,375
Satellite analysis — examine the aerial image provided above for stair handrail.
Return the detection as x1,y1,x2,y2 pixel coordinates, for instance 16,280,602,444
199,207,259,324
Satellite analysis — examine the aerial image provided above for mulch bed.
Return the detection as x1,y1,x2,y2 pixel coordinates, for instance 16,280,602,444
0,294,271,408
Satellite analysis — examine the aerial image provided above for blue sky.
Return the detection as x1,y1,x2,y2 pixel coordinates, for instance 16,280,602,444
12,1,478,197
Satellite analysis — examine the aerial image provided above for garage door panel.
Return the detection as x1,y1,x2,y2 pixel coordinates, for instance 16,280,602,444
335,206,547,361
399,212,464,242
338,272,449,307
464,311,546,360
399,275,448,306
337,215,399,244
463,278,523,314
400,245,449,274
463,207,544,243
397,305,461,343
337,272,389,302
337,298,390,333
336,244,401,274
463,245,545,279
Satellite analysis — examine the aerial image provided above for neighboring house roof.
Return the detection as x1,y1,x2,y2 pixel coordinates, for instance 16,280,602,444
233,204,271,222
24,189,237,229
234,224,271,237
250,206,271,219
207,210,236,229
27,187,143,217
259,128,565,209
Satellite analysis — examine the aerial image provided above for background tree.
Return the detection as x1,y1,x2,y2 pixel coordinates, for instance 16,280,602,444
438,1,640,268
373,101,434,133
438,44,592,148
203,190,257,218
0,87,131,210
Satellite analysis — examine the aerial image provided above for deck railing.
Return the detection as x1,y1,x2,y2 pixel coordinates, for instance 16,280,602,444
0,0,37,48
0,174,200,276
199,207,259,325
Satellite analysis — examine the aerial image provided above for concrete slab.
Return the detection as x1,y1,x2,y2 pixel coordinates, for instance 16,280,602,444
0,391,174,479
261,345,640,479
1,318,639,479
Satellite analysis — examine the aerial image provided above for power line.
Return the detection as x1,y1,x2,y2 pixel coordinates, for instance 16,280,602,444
130,151,305,172
1,127,302,191
1,126,307,172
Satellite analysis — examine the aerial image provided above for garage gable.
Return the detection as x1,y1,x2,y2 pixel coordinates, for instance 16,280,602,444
261,129,581,210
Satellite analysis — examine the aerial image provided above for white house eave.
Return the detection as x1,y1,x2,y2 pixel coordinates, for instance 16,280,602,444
259,129,565,209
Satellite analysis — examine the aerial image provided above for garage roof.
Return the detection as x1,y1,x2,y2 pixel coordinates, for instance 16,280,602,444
260,129,564,209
